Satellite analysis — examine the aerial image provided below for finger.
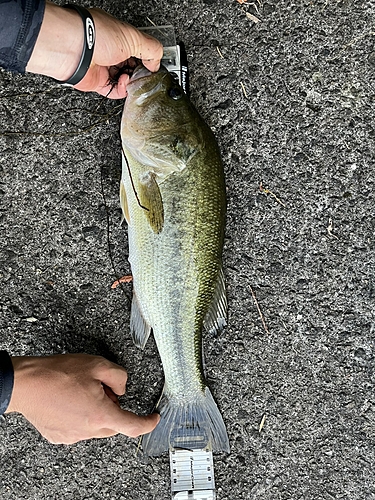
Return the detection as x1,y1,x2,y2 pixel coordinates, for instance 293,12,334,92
103,384,121,407
132,31,163,71
112,409,160,438
143,58,161,73
96,361,128,396
50,428,119,444
76,67,129,99
98,73,129,100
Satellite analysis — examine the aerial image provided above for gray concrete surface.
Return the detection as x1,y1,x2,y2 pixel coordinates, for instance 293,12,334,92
1,0,374,498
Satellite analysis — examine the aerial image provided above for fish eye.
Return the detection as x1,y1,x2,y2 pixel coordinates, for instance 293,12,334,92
168,87,183,100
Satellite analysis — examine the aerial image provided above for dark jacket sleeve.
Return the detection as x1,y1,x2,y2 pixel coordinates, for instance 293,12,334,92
0,0,45,73
0,350,14,415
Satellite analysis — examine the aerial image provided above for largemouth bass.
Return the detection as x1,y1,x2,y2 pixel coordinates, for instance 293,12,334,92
120,65,229,456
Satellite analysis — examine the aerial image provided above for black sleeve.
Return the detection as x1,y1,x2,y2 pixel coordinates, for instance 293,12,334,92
0,350,14,415
0,0,45,73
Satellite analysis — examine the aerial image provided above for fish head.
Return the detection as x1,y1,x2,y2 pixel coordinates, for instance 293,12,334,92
121,66,204,180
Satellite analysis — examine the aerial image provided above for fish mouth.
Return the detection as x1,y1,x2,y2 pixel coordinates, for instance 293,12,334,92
130,64,169,84
130,65,153,82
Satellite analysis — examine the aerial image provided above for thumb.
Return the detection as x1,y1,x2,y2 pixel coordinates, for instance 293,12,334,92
113,409,160,438
132,31,164,72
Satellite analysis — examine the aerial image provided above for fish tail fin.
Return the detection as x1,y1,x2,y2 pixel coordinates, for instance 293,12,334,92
141,387,229,456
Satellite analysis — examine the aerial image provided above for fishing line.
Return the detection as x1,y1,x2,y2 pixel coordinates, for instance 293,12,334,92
99,163,129,303
121,144,150,212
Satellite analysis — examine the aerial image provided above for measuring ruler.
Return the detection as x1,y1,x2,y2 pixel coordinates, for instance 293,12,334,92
170,448,216,500
168,424,217,499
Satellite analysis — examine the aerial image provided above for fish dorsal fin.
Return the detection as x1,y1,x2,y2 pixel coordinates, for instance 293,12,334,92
119,181,130,225
203,267,227,335
138,172,164,234
130,292,152,349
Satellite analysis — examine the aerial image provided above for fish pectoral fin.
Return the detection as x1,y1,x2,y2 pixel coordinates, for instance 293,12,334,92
203,267,227,336
130,292,152,349
120,181,130,225
139,172,164,234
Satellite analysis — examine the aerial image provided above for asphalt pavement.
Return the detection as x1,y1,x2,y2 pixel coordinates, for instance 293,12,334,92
1,0,374,499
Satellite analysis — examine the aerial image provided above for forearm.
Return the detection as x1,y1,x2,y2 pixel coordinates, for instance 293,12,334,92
26,1,83,81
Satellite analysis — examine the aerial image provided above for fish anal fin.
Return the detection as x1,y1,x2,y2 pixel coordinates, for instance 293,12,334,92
139,172,164,234
130,292,151,349
120,181,130,225
203,267,227,336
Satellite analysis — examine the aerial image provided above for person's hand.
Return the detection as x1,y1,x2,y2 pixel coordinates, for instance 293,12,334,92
26,2,163,99
6,354,160,444
74,9,163,98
